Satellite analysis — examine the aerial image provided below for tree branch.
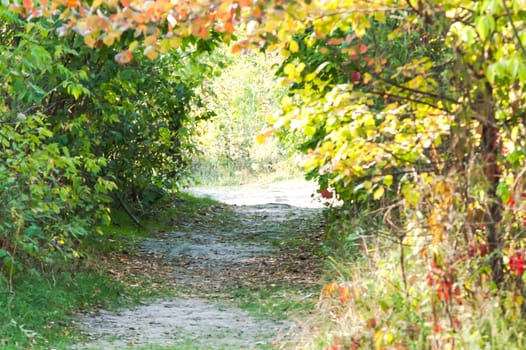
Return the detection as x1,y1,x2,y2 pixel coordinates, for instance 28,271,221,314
367,89,453,113
370,72,459,104
501,0,526,58
311,6,410,21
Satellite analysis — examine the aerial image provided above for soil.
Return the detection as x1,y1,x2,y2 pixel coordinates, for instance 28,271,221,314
76,179,327,350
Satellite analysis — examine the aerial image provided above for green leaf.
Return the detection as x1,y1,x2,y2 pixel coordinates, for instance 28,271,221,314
24,225,43,238
0,249,10,258
304,125,316,136
496,181,510,201
475,15,495,41
38,127,53,138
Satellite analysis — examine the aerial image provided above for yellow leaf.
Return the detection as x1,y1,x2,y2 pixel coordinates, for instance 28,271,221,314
128,40,139,52
374,331,383,350
402,184,420,207
374,10,386,23
256,134,266,144
305,72,316,82
387,29,402,41
84,35,96,48
265,19,278,32
102,32,117,46
289,39,299,53
144,34,158,47
144,46,159,60
169,36,182,49
363,72,372,84
161,38,173,52
383,174,393,187
384,332,394,344
304,125,316,136
373,186,384,200
283,63,296,77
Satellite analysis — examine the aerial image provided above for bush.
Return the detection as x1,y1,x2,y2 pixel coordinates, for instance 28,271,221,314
0,7,218,281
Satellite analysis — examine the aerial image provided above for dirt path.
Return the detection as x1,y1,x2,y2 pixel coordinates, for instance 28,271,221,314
76,179,326,350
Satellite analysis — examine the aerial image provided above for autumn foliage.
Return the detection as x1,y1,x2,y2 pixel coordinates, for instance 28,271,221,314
4,0,526,348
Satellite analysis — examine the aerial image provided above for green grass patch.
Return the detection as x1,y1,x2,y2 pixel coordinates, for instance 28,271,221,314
0,271,139,349
227,283,318,321
167,191,224,222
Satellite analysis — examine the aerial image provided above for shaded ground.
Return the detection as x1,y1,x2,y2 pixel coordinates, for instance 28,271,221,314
76,179,326,349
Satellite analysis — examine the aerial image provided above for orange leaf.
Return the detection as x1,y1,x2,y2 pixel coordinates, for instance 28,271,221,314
224,20,235,33
144,46,159,60
66,0,78,8
359,43,368,54
178,8,187,21
327,37,344,45
339,285,351,303
198,25,209,39
231,43,242,54
120,0,130,6
23,0,33,9
323,282,339,297
238,0,251,7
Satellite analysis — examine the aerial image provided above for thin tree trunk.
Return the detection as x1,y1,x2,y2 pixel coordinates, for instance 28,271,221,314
478,83,504,286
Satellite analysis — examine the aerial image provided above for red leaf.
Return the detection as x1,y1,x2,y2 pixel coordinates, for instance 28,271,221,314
321,188,333,199
350,71,361,83
509,251,525,276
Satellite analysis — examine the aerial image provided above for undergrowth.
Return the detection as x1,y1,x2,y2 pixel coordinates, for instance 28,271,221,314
0,192,221,350
288,205,526,350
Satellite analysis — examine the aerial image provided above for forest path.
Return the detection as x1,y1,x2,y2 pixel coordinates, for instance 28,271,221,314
76,179,326,350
